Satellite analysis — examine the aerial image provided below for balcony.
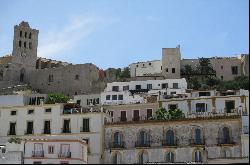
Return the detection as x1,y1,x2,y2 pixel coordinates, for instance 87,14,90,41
189,138,205,146
25,130,34,135
162,139,178,147
8,130,16,136
217,138,235,145
43,129,51,134
58,152,71,158
109,142,125,149
61,128,71,133
135,141,151,148
32,151,44,158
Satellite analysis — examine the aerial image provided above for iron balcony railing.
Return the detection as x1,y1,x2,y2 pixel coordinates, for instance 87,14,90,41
109,142,125,149
58,151,71,158
32,151,44,157
43,129,51,134
217,138,235,145
61,128,71,133
189,138,205,146
162,139,179,147
135,141,151,148
8,130,16,136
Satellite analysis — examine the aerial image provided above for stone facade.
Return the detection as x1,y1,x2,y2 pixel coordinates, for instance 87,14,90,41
104,116,242,164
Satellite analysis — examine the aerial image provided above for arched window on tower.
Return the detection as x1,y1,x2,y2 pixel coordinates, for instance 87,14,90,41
29,42,32,49
20,31,22,37
19,41,22,47
29,32,32,39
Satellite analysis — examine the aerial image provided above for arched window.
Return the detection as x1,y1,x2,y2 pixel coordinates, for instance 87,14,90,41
29,42,32,49
194,150,202,162
29,32,32,39
24,42,26,48
139,131,148,145
20,68,25,82
19,40,22,47
112,152,121,164
114,132,122,147
138,151,148,164
222,127,230,144
222,149,231,158
195,129,201,144
166,130,174,145
25,32,27,38
166,152,174,163
20,31,22,37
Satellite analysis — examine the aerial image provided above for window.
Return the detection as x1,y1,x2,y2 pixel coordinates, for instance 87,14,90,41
114,132,122,146
95,98,100,104
123,85,129,91
76,100,81,105
195,129,202,144
48,146,54,154
33,162,42,164
29,42,32,49
112,95,117,100
112,152,121,164
106,95,111,100
168,104,177,110
24,42,26,48
221,76,224,80
221,65,223,69
199,92,211,97
162,83,168,89
173,83,179,89
147,109,152,119
26,121,34,134
25,32,27,38
82,118,90,132
20,31,22,37
166,152,174,163
118,95,123,100
75,75,79,80
166,130,175,145
170,91,176,95
112,86,119,92
136,85,141,90
45,108,51,113
9,122,16,135
147,84,152,90
222,149,231,158
196,103,206,112
28,109,34,115
194,150,202,162
231,66,238,75
166,68,168,72
138,151,148,164
19,40,22,47
2,148,6,153
161,66,162,70
49,75,54,82
143,64,145,66
149,62,151,65
120,111,127,122
29,32,32,39
11,111,17,116
136,65,138,67
172,68,175,73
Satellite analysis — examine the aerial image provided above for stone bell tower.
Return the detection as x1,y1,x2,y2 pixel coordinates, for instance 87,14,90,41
10,21,39,83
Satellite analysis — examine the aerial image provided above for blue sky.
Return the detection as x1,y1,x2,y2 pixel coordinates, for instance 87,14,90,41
0,0,249,69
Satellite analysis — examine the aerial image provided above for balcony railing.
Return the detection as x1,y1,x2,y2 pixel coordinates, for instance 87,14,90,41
162,139,178,147
25,129,34,135
189,138,205,146
61,128,71,133
109,142,125,149
58,152,71,158
32,151,44,157
8,130,16,136
135,141,151,148
43,129,51,134
217,138,235,145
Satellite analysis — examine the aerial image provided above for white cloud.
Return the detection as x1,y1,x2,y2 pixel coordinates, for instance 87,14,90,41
38,15,105,58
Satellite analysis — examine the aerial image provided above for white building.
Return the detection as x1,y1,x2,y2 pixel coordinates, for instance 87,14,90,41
73,94,101,107
24,137,88,164
101,79,187,105
0,142,23,164
0,103,111,164
129,60,162,77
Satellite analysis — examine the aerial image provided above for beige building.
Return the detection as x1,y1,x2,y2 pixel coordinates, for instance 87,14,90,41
104,115,244,164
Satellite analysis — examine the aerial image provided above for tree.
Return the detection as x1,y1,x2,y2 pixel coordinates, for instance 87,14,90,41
46,93,69,104
197,58,216,81
155,107,185,120
115,67,131,81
